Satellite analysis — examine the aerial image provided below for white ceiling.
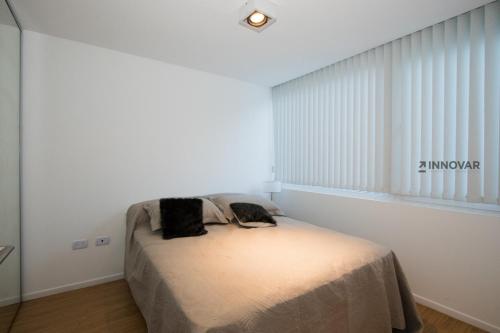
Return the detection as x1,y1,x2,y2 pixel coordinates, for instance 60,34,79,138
1,1,17,26
11,0,493,86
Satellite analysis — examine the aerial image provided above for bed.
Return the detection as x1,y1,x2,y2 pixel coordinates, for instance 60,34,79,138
125,200,422,333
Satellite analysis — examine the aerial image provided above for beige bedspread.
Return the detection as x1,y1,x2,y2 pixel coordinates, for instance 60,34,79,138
125,201,422,333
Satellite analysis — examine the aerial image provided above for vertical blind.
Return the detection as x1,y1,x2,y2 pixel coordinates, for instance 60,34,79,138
272,2,500,204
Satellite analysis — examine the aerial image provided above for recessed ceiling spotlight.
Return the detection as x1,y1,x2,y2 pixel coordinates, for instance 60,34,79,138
247,11,268,27
239,0,277,32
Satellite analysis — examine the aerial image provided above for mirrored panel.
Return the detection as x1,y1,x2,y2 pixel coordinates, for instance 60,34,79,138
0,0,21,331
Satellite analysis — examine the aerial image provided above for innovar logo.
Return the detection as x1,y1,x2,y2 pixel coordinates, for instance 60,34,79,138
418,161,480,173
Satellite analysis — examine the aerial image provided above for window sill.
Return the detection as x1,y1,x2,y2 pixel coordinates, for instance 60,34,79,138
281,184,500,216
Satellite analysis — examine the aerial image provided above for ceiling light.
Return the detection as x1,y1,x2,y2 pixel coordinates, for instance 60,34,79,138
239,0,277,32
247,12,267,27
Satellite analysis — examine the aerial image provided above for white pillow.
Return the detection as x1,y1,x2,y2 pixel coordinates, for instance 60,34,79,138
143,198,227,232
143,201,161,231
201,198,228,224
206,193,285,221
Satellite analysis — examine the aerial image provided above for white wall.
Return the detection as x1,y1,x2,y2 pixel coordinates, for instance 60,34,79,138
22,31,273,299
274,189,500,333
0,21,21,306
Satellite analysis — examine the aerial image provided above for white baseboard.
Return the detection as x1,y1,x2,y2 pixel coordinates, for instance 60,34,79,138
414,293,500,333
0,295,20,307
22,272,124,301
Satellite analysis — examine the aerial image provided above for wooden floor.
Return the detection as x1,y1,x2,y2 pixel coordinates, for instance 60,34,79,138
11,280,146,333
0,303,19,332
10,279,485,333
415,304,485,333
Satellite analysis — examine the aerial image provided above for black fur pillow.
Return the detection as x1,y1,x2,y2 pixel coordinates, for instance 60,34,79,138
160,198,207,239
230,203,277,228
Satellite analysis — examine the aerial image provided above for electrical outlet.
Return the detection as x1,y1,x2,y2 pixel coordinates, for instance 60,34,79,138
72,239,88,250
96,236,110,246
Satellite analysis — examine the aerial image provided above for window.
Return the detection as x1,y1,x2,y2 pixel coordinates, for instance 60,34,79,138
272,2,499,204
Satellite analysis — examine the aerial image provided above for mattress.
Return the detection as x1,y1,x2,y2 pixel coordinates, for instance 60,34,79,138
125,201,422,333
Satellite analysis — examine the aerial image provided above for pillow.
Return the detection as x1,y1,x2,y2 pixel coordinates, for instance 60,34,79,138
201,198,229,224
143,201,162,231
206,193,284,221
160,198,207,239
144,198,227,232
230,203,277,228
